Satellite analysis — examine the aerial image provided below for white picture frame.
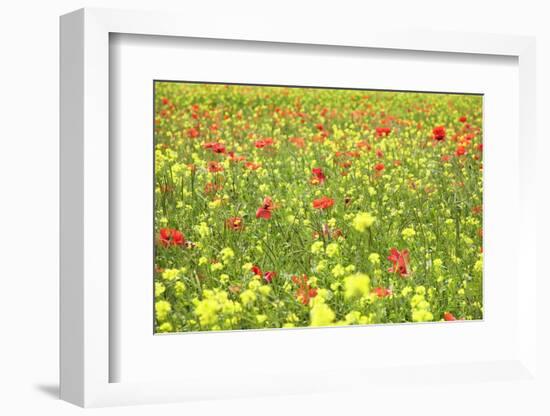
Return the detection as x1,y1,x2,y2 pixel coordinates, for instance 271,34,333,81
60,7,539,408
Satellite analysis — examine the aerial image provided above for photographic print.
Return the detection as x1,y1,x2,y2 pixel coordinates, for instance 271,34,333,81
154,81,483,333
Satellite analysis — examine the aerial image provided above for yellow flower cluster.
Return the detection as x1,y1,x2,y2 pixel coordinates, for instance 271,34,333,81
344,310,374,325
310,303,336,326
325,243,340,258
193,289,242,329
368,253,380,265
343,273,371,300
155,300,172,321
310,241,324,255
401,227,416,239
162,268,186,281
220,247,235,263
410,286,434,322
309,290,336,327
351,212,376,232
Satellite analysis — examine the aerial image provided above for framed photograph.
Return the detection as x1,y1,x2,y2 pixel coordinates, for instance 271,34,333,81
60,8,539,408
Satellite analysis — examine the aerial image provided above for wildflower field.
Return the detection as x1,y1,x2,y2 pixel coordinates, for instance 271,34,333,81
154,81,483,333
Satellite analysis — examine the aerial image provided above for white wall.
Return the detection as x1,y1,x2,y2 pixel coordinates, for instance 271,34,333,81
0,1,548,415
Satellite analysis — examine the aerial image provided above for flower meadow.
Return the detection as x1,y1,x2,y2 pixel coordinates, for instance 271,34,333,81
154,82,483,333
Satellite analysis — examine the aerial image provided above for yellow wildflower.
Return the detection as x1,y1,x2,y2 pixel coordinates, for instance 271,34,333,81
331,264,346,277
402,227,416,239
240,290,256,306
220,247,235,263
343,273,371,300
368,253,380,265
325,243,340,258
155,282,166,297
158,322,173,333
344,310,362,325
316,260,328,272
258,285,272,297
352,212,375,232
474,258,483,273
155,300,172,321
175,281,186,296
311,241,324,255
310,303,336,326
210,262,224,272
162,268,179,281
195,222,210,239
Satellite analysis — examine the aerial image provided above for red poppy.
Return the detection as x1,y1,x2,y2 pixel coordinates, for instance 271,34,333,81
251,265,262,277
292,274,318,305
432,125,446,141
204,182,223,194
311,167,326,185
312,196,334,210
339,160,352,169
203,142,226,154
459,116,467,123
441,154,452,163
356,140,372,151
372,287,393,298
159,228,185,247
207,161,224,172
374,163,385,172
256,197,274,220
443,312,457,321
455,145,467,156
251,265,276,283
187,127,200,138
263,271,276,283
254,137,274,148
315,123,324,131
245,161,261,170
227,151,245,162
226,217,244,231
312,134,326,143
387,248,411,277
375,126,391,137
161,97,170,105
289,137,305,148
